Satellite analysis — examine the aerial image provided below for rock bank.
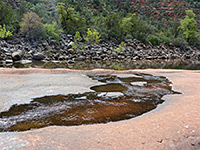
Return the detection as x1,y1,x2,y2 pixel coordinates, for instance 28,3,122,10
0,35,200,66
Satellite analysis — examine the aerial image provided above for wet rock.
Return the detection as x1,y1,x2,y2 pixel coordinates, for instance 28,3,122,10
11,51,24,61
67,60,75,64
92,56,101,60
74,56,86,61
32,53,45,61
5,59,13,63
20,60,32,64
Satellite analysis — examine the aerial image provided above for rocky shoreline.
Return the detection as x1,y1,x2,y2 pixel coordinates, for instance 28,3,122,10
0,34,200,65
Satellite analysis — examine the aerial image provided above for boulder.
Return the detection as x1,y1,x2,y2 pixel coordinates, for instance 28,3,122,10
12,51,24,61
67,60,75,64
32,53,45,61
74,56,86,61
5,59,13,63
68,42,75,49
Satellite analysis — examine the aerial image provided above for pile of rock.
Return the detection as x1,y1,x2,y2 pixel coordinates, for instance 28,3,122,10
0,35,200,65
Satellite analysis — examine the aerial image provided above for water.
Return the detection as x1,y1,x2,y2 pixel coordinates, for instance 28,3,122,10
0,73,179,132
1,59,200,70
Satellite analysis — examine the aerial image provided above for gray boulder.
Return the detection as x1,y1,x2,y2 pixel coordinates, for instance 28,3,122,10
12,51,24,61
33,53,45,61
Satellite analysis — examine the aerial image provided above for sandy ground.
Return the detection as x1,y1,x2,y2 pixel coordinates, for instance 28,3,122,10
0,68,200,150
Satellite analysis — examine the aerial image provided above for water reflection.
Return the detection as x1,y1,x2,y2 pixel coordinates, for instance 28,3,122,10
1,59,200,70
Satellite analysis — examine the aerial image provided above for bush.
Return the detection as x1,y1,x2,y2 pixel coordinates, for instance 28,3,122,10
20,12,45,40
84,28,101,45
125,34,133,40
72,31,84,50
173,38,188,49
74,31,82,42
114,41,126,53
44,21,63,41
147,35,163,46
0,25,12,38
147,33,172,46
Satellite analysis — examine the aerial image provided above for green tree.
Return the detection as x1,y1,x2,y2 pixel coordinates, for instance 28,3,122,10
121,13,137,35
44,21,63,41
178,10,198,43
20,12,45,40
101,12,122,41
0,0,15,30
57,3,85,34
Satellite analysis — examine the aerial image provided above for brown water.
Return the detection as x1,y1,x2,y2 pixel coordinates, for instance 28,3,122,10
0,73,179,132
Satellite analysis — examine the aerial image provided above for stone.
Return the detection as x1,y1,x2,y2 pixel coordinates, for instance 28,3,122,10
67,60,75,64
5,59,13,63
12,51,24,61
20,60,32,64
74,56,86,61
68,42,75,48
92,56,101,60
32,53,45,61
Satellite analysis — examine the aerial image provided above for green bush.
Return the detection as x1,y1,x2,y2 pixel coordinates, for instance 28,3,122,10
147,35,163,46
74,31,82,42
114,41,126,53
44,21,63,41
173,38,188,49
125,34,133,40
84,28,101,45
0,25,12,38
72,31,84,50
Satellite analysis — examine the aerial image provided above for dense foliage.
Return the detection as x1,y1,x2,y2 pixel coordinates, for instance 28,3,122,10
0,0,199,47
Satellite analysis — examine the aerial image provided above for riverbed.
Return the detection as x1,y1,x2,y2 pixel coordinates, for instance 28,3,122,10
0,68,199,149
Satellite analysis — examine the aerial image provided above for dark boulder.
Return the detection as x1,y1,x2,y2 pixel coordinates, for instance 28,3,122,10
32,53,45,61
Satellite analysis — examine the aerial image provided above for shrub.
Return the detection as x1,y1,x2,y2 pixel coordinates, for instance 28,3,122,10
84,28,101,45
44,21,63,41
72,31,84,50
147,35,163,46
74,31,82,42
125,34,133,40
0,25,12,38
173,38,188,49
114,41,126,53
20,11,45,40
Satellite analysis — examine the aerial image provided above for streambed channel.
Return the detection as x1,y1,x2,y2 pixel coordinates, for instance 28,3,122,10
0,73,179,132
